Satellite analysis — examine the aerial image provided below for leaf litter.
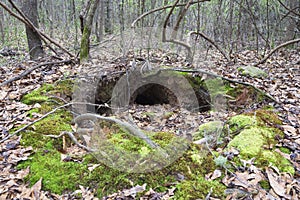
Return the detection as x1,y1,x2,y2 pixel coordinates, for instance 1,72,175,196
0,48,300,199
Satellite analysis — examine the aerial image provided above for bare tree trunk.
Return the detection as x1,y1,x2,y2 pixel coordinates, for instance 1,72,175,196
104,0,112,34
285,0,298,42
0,7,4,43
96,0,104,42
80,0,100,62
71,0,79,47
22,0,44,59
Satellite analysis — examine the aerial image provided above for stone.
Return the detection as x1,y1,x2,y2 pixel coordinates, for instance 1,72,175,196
238,66,267,78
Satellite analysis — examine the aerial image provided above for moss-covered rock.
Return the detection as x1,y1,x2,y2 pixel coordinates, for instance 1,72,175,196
238,66,267,78
227,112,294,174
228,127,275,157
198,121,224,137
193,121,224,147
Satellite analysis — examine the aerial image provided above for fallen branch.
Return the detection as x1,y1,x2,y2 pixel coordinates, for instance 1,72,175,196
0,59,74,87
0,103,72,144
1,101,159,150
255,38,300,66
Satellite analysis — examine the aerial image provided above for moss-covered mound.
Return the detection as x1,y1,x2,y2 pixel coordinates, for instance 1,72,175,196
227,110,294,174
16,80,227,199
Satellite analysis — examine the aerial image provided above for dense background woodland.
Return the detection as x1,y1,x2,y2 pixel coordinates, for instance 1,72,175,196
0,0,300,199
0,0,299,55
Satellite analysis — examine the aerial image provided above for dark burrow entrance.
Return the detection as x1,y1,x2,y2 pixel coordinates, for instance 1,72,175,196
132,84,178,106
95,79,211,114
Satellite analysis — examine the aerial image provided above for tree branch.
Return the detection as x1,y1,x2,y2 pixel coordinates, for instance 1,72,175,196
0,59,74,87
255,38,300,66
162,0,194,62
131,0,210,28
277,0,300,17
0,103,72,144
189,31,230,61
73,113,159,148
45,131,93,152
172,0,193,38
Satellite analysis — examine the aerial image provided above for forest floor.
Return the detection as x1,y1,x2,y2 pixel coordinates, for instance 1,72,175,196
0,47,299,199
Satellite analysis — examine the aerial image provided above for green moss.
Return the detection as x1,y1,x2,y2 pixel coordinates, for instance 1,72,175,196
175,176,226,199
49,79,74,99
21,131,53,149
27,108,40,118
21,80,73,105
205,78,227,98
262,105,274,110
259,180,271,190
107,130,149,151
89,130,219,197
227,113,294,174
257,151,294,174
22,84,54,104
87,145,218,198
20,109,72,152
18,149,87,194
33,111,72,136
279,147,291,154
228,127,275,158
194,121,224,140
228,115,257,132
38,103,55,114
19,121,223,198
255,109,282,126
